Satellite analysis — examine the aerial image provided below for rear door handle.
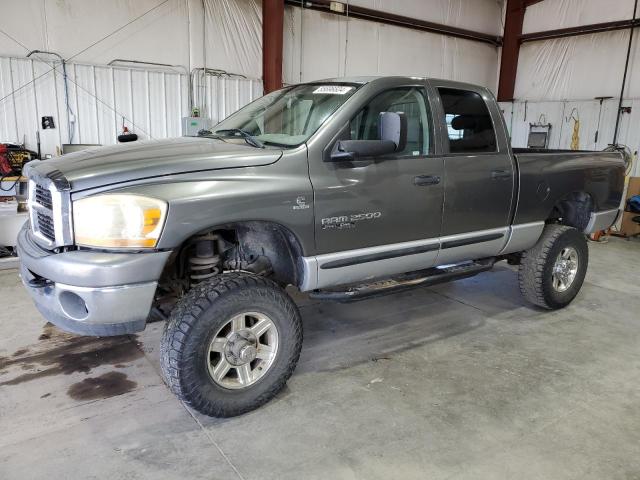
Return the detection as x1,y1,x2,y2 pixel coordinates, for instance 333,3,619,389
491,170,511,180
414,175,441,186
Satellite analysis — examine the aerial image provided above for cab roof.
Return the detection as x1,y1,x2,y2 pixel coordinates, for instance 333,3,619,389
306,76,490,94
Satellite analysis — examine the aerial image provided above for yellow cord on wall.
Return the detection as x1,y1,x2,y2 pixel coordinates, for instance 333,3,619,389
566,107,580,150
571,119,580,150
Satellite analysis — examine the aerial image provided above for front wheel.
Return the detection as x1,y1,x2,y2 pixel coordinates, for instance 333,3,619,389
518,225,589,309
160,272,303,417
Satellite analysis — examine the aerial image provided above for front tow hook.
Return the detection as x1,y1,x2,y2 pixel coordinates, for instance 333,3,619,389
27,277,54,289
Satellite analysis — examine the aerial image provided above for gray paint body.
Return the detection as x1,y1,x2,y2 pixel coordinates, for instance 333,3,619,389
18,76,625,334
429,79,517,236
41,137,283,192
513,150,625,224
88,147,316,253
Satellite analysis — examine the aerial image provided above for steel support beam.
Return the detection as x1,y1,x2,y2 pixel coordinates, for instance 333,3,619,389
284,0,502,46
263,0,284,93
521,18,640,43
497,0,527,101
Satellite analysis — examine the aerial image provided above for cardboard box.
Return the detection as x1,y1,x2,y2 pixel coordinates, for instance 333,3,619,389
619,211,640,237
628,177,640,198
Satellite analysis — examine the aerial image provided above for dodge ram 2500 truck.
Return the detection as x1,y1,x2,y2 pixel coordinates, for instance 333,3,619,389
18,77,624,417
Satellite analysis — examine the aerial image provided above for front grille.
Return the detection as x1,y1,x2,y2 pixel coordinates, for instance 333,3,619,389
29,179,57,245
36,211,55,241
35,184,53,209
27,169,72,249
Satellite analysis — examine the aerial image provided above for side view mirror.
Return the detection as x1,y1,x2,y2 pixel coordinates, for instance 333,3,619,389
379,111,407,150
328,112,407,162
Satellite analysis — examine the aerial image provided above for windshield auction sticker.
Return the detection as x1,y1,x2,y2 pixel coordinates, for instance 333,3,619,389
313,85,354,95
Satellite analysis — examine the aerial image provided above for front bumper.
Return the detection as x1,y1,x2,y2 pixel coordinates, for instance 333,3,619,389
17,224,171,336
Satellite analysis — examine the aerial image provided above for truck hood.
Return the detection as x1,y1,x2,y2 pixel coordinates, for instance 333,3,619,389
28,137,283,191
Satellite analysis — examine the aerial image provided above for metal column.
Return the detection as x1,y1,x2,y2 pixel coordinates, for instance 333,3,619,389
263,0,284,93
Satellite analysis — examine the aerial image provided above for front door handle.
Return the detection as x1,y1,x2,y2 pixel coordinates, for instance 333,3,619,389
491,170,511,180
414,175,441,186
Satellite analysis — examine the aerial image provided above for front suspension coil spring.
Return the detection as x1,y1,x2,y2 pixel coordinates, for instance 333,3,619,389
189,235,221,283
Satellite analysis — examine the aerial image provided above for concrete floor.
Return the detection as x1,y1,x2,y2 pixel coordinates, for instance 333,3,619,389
1,237,639,480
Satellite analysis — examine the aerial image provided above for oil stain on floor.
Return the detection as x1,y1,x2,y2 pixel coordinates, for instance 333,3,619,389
67,371,137,401
0,323,142,400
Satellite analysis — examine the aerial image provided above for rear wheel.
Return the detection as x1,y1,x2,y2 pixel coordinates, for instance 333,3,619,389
518,225,588,309
160,272,302,417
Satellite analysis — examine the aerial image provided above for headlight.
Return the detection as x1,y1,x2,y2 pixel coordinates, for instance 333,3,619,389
73,194,167,248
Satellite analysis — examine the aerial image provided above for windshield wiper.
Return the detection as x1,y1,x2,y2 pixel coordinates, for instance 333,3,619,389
214,128,264,148
196,129,228,143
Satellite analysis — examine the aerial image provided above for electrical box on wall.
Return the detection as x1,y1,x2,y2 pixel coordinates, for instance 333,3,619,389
182,117,209,137
41,116,55,129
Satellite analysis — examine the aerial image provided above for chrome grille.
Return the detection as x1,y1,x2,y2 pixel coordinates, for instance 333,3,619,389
34,185,53,209
35,210,55,241
26,166,73,249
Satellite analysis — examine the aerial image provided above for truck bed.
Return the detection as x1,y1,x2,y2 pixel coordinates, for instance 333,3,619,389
512,149,625,225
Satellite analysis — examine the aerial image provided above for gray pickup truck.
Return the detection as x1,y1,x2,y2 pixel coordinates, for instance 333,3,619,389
18,76,624,416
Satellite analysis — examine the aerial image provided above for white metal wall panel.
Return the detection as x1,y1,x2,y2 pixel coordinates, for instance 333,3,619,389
500,98,640,177
164,73,185,139
68,64,98,145
95,66,118,146
195,74,262,125
499,101,513,136
0,56,262,156
132,70,154,143
33,61,62,149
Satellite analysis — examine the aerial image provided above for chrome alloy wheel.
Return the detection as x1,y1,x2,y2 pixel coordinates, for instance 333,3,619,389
552,247,579,292
206,312,279,389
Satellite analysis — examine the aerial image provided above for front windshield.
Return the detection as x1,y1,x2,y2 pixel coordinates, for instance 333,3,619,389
212,83,359,147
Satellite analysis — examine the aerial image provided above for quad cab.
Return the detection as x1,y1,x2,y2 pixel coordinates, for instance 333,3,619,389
18,77,625,416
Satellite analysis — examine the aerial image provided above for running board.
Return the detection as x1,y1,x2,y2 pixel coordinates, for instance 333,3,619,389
309,259,496,302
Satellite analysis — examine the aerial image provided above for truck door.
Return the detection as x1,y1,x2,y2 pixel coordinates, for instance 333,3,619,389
307,82,444,289
430,83,515,265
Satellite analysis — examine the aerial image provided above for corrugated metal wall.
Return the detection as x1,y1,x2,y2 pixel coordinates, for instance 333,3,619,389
500,98,640,177
0,56,263,156
192,70,264,126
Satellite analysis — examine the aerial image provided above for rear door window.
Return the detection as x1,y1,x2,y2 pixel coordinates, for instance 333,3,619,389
437,88,497,153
